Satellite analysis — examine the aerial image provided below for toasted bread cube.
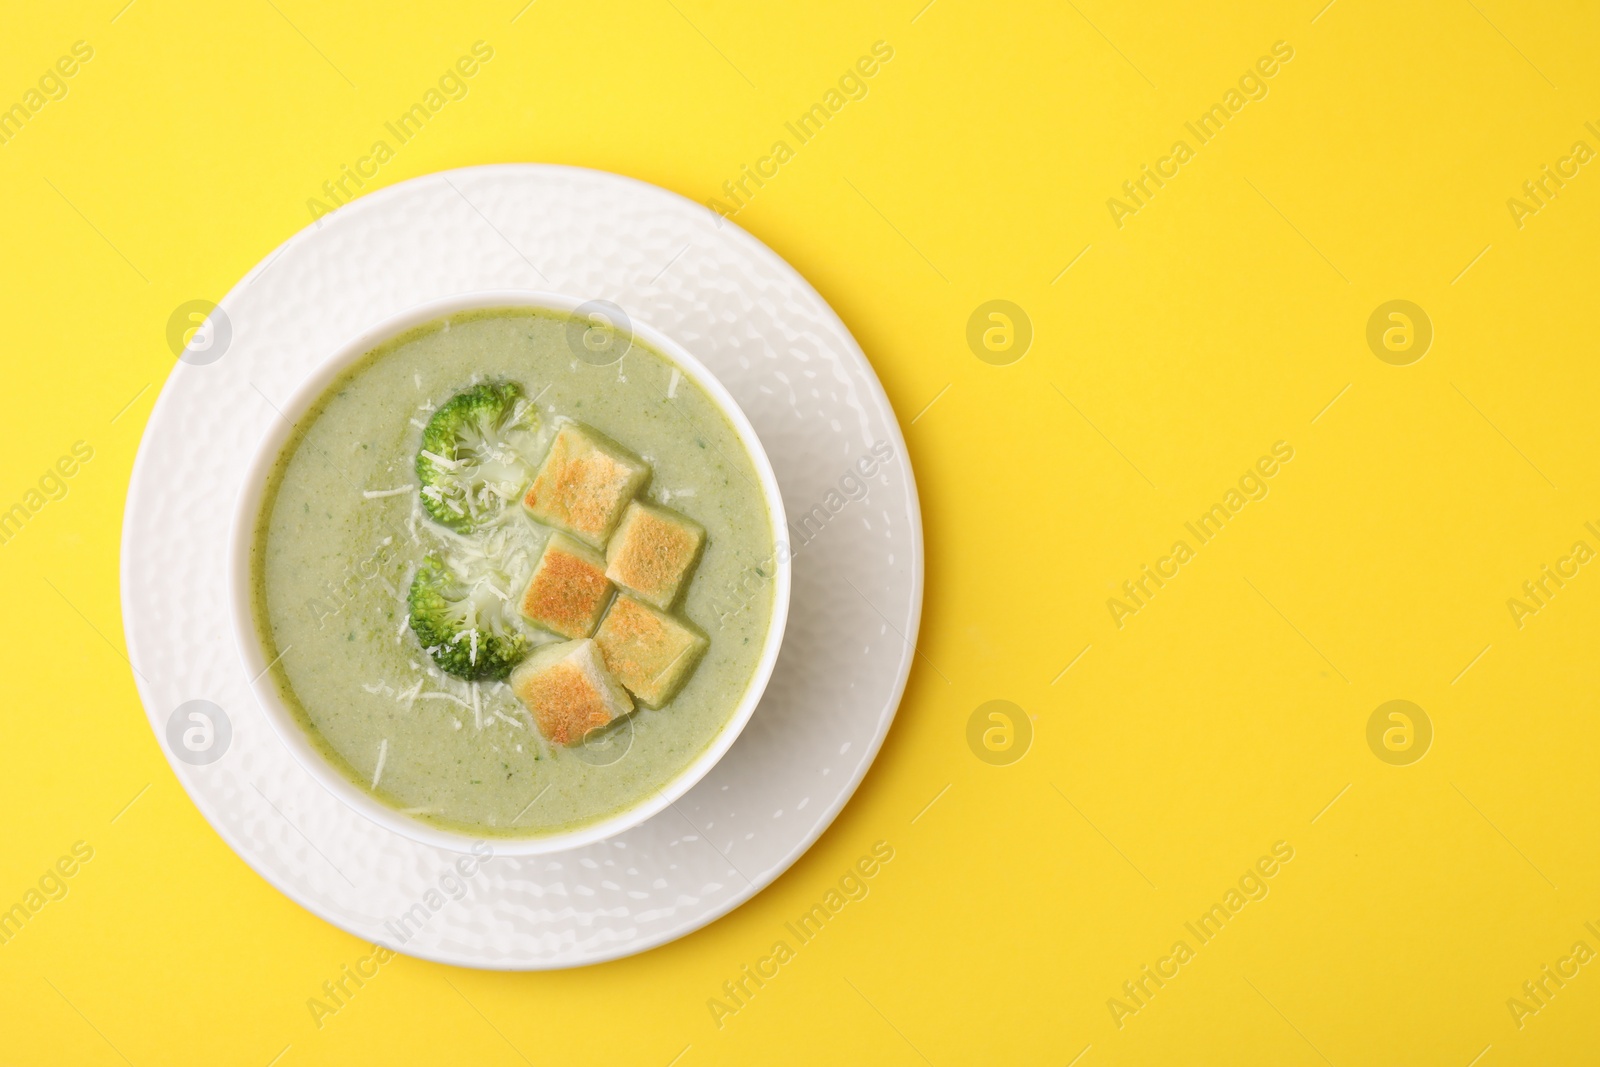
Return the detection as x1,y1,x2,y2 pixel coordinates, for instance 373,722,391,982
509,639,633,746
604,501,706,610
594,595,707,708
522,422,649,548
519,533,614,639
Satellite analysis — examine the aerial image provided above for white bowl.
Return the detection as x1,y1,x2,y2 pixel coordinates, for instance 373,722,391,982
227,290,791,856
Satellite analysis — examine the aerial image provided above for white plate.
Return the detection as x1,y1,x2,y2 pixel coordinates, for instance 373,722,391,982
121,164,923,969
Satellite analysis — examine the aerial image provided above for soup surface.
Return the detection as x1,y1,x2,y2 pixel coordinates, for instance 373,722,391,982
253,308,776,837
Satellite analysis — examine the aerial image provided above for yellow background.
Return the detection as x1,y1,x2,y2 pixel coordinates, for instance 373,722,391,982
3,0,1598,1062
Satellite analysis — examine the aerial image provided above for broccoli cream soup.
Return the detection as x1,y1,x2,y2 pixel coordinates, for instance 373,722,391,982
252,308,776,837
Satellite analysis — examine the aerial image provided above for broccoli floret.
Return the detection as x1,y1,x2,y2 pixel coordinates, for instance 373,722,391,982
408,552,531,680
416,381,539,532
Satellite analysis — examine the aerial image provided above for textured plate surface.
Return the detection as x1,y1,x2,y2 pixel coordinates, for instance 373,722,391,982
121,164,922,969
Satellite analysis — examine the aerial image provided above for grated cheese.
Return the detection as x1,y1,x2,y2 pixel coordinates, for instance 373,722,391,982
371,739,388,788
420,449,458,470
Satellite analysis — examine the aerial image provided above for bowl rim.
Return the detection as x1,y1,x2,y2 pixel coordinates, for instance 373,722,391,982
227,289,792,856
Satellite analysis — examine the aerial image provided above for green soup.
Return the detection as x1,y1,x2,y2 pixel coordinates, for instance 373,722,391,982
252,308,776,837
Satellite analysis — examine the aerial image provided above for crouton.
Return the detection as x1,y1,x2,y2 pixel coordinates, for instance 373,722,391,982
519,533,614,639
604,501,706,610
508,639,634,746
593,594,707,708
523,421,649,548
